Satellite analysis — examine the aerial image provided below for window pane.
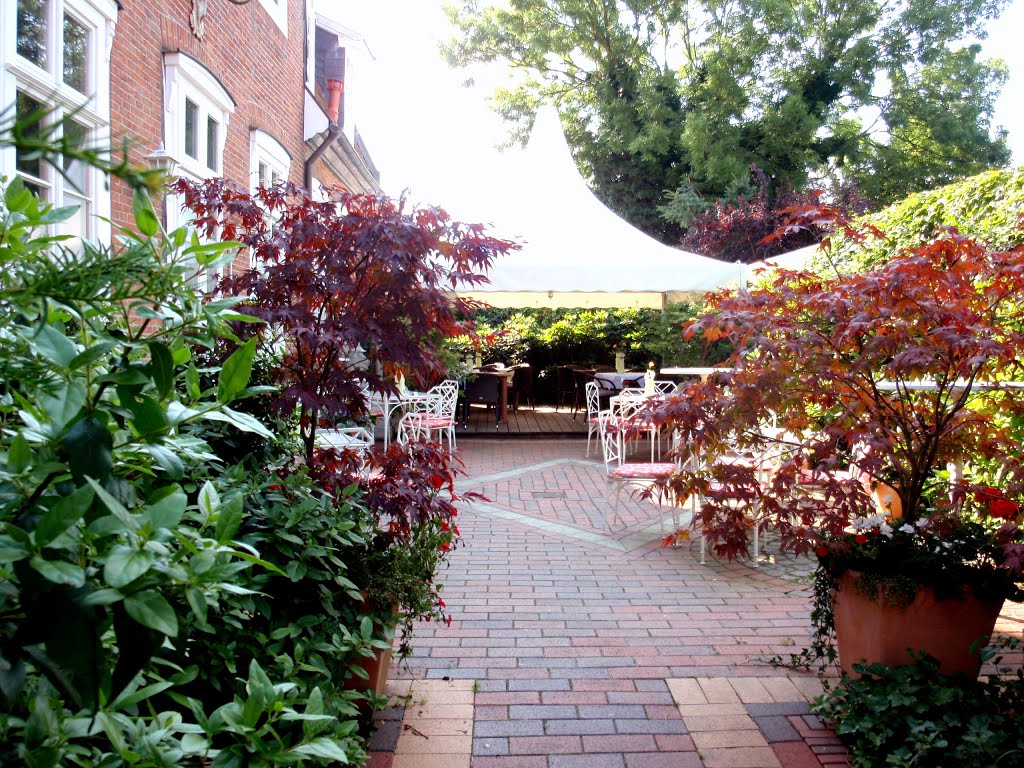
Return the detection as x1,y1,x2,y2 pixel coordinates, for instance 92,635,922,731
17,0,49,69
184,99,198,159
206,116,219,170
63,14,89,93
63,190,90,241
258,161,267,188
62,118,88,194
15,91,46,181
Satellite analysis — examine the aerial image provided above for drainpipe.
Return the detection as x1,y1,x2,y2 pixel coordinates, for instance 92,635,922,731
304,123,340,193
303,45,346,194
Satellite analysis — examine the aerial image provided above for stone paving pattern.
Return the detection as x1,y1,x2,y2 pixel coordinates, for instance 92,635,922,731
367,438,1024,767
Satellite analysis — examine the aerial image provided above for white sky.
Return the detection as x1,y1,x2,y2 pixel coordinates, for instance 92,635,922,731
326,0,1024,223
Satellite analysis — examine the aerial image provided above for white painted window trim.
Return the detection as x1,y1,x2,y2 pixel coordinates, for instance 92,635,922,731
249,128,291,192
0,0,118,245
162,51,234,184
257,0,287,37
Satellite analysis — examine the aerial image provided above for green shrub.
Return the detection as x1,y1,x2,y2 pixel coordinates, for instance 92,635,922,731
0,128,369,764
821,166,1024,272
814,652,1024,768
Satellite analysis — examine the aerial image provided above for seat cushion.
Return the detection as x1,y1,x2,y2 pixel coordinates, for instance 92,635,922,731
609,463,676,480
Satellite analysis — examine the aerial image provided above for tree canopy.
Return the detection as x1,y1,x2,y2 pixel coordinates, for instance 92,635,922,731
443,0,1012,246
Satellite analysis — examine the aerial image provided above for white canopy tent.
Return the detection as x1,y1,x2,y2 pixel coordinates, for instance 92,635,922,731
460,107,816,309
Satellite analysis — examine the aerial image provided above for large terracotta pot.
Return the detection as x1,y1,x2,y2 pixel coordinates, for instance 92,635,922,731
833,570,1004,678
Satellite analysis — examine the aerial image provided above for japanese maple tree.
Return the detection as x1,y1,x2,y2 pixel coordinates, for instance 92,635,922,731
647,208,1024,561
174,179,517,459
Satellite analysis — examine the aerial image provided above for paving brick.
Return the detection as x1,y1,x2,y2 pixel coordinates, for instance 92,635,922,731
545,719,617,735
698,678,743,704
583,734,657,753
366,719,403,752
728,678,775,704
577,705,648,719
753,715,802,743
613,719,689,735
667,678,709,705
474,737,509,756
759,677,806,703
508,704,578,719
745,702,811,717
391,753,470,768
625,754,703,768
508,735,584,755
365,753,393,768
475,720,545,738
395,733,471,755
692,730,772,750
682,715,760,732
550,756,626,768
677,703,747,717
701,746,783,767
771,741,823,768
471,757,547,768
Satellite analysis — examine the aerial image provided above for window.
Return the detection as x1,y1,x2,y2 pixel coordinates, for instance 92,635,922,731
249,129,291,192
2,0,117,244
256,0,287,37
162,52,234,182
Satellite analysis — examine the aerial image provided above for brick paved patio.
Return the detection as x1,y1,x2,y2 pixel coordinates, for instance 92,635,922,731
368,438,1024,767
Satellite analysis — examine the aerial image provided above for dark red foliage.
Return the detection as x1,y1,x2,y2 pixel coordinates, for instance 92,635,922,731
173,178,518,459
682,167,870,264
648,206,1024,564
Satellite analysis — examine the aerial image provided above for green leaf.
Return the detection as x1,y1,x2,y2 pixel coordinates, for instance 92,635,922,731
87,478,139,533
0,535,31,563
30,556,86,587
105,545,156,588
292,737,352,762
215,494,245,544
145,444,185,479
201,406,273,438
124,590,178,636
110,679,175,711
8,433,31,474
68,341,117,371
145,485,187,530
183,239,244,266
186,587,208,626
34,484,94,546
148,341,175,400
33,324,77,367
80,588,124,606
185,364,201,399
217,338,258,404
198,481,220,520
132,188,159,237
124,394,167,436
41,381,87,433
61,417,113,484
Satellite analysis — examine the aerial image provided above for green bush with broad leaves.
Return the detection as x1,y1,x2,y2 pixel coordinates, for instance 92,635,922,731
0,117,373,766
814,650,1024,768
819,166,1024,273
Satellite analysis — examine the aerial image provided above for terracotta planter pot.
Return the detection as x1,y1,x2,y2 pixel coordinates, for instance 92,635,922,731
345,644,394,698
833,570,1004,678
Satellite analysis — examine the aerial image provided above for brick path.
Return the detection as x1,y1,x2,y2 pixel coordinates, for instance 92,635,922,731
365,438,1023,767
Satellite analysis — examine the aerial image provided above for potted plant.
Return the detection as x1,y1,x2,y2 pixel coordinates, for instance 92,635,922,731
651,205,1024,676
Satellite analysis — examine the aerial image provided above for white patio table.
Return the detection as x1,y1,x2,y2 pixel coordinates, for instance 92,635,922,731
594,371,646,390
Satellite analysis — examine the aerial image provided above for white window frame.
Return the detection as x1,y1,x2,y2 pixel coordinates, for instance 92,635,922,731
162,51,234,185
0,0,118,245
257,0,288,37
249,128,291,193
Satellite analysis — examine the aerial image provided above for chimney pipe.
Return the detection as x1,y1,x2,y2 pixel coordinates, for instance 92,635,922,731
324,46,346,126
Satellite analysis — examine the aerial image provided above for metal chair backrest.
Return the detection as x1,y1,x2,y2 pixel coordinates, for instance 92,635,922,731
598,410,624,470
396,412,430,444
654,380,677,393
432,380,460,419
585,380,601,420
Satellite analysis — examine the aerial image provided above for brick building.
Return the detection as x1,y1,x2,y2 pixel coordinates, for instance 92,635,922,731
2,0,381,269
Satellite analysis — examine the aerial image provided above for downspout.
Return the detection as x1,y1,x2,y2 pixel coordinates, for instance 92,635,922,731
304,123,340,193
304,46,346,194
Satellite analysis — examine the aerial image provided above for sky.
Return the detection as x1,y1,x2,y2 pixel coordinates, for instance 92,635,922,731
326,0,1024,225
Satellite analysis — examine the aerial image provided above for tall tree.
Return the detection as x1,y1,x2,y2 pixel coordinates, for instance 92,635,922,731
444,0,1011,244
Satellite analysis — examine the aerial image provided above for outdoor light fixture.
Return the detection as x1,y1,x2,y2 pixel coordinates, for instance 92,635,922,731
144,144,178,176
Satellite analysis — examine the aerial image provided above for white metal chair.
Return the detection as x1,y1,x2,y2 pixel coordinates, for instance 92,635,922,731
395,411,430,445
584,379,615,456
409,380,459,449
654,380,677,394
597,411,678,531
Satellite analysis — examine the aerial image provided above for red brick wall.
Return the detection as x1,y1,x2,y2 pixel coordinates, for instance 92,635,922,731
108,0,340,229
